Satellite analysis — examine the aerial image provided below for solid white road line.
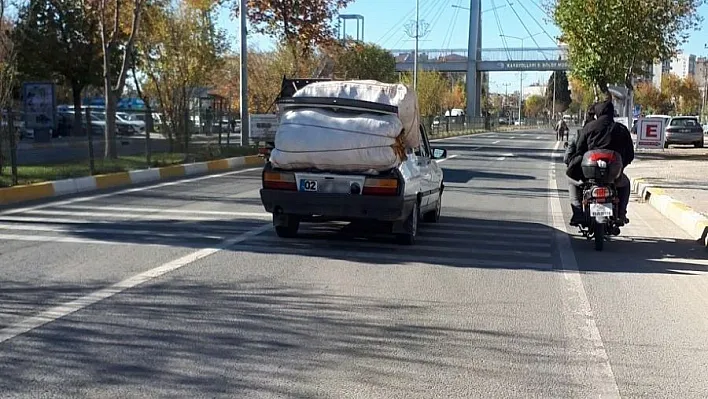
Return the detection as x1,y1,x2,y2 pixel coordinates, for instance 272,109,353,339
0,167,263,217
0,224,271,345
548,141,621,397
496,157,506,161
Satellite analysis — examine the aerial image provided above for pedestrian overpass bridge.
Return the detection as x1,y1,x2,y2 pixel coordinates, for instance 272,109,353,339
391,47,569,72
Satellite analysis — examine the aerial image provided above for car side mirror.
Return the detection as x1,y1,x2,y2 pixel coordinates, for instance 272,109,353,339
563,141,569,148
432,148,447,159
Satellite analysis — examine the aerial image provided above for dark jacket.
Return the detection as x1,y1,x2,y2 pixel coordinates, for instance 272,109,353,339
565,100,634,180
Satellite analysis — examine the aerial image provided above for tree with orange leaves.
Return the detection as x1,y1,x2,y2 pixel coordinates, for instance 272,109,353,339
232,0,353,74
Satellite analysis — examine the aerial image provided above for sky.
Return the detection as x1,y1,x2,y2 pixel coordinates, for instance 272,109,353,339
216,0,708,94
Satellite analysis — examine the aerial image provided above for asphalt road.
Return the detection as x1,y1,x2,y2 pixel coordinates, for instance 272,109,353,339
1,129,707,398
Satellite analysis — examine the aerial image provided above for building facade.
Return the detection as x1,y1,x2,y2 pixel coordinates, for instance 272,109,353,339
651,53,697,87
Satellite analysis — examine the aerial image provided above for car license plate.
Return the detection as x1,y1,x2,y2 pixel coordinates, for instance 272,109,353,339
299,179,318,192
589,203,613,217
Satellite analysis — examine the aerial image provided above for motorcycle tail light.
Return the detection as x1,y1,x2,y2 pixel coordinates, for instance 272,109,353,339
591,187,609,198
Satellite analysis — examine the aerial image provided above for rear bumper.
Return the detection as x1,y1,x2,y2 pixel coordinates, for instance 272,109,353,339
260,189,414,221
666,132,703,144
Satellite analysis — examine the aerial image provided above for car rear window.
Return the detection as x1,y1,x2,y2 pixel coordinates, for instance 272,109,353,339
670,118,699,127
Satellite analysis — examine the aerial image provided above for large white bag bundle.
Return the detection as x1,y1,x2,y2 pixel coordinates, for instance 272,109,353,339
270,108,406,173
292,80,421,149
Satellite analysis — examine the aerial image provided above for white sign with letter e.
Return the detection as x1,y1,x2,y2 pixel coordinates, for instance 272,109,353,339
635,117,666,150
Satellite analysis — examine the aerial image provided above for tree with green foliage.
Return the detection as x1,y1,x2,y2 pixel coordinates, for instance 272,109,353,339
137,0,227,153
400,70,447,117
332,42,396,82
0,0,18,180
14,0,109,136
546,71,571,114
524,95,545,118
551,0,703,102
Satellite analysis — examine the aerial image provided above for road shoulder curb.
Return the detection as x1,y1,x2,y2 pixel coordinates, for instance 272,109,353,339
0,155,264,206
630,177,708,247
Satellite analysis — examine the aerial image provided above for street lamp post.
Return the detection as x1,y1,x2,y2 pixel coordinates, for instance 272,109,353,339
239,0,249,146
500,33,541,124
414,0,419,90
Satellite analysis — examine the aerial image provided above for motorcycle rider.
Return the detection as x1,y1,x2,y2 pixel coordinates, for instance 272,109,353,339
565,96,634,226
555,118,569,141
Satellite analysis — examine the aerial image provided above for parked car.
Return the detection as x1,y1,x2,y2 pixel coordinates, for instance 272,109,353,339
117,112,145,134
56,111,102,137
91,112,138,136
664,116,703,148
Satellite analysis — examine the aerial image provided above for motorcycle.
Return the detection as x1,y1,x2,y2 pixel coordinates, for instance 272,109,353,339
577,149,623,251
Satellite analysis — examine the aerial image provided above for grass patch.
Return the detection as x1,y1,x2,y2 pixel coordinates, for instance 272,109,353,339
0,146,258,188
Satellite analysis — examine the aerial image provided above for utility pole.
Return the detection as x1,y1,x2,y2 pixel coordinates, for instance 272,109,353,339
518,71,523,123
239,0,249,146
552,72,557,120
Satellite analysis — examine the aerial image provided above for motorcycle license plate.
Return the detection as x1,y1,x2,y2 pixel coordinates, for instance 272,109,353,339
589,203,613,217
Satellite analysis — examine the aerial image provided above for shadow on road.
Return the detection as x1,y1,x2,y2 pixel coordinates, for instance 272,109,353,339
18,212,705,275
442,168,537,183
0,278,578,397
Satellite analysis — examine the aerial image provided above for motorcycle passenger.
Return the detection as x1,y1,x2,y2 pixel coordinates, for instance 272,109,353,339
565,97,634,226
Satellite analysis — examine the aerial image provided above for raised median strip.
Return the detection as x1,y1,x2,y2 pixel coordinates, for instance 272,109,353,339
0,155,264,206
630,178,708,247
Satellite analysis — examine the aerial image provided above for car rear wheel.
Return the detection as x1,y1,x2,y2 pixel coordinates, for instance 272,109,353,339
396,201,419,245
274,215,300,238
695,140,704,148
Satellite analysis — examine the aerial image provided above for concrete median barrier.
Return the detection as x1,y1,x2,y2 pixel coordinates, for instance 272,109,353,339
631,178,708,247
0,155,264,207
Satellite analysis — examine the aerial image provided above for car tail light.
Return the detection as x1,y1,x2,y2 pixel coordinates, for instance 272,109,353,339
362,177,399,196
263,171,296,190
591,187,609,198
